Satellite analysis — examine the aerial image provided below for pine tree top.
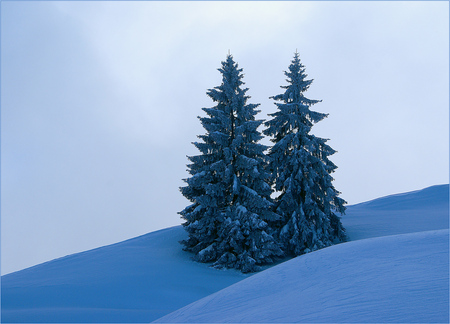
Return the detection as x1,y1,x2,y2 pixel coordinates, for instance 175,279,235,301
272,52,321,107
264,52,328,142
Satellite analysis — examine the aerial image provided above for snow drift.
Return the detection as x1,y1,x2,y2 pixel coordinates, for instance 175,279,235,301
343,184,449,240
1,227,248,323
156,229,449,323
1,184,449,323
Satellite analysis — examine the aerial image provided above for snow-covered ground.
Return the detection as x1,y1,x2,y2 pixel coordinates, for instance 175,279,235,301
2,184,449,323
156,229,448,323
1,226,249,323
343,184,449,240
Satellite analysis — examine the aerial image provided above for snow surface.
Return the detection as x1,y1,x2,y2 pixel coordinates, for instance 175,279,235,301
156,229,449,323
343,184,449,241
1,227,249,323
2,184,449,323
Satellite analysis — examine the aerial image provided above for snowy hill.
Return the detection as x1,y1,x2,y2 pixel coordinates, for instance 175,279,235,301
1,227,248,323
156,229,449,323
2,184,449,323
343,184,449,241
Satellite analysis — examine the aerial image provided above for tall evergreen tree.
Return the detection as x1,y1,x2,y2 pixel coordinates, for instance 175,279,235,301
180,55,282,273
264,52,347,256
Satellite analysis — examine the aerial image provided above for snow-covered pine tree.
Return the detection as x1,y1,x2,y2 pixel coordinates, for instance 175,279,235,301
180,55,282,273
264,51,347,256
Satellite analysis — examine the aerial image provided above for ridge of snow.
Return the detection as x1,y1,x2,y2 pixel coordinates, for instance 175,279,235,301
155,229,449,323
349,184,449,210
343,184,449,241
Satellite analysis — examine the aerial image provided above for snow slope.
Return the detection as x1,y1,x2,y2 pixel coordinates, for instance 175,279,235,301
156,229,449,323
343,184,449,240
2,184,449,323
1,227,249,323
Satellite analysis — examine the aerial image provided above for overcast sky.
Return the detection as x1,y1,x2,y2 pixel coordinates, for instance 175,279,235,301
1,1,448,275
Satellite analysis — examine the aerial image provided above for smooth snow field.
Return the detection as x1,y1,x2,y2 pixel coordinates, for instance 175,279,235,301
2,184,449,323
156,229,449,323
1,227,250,323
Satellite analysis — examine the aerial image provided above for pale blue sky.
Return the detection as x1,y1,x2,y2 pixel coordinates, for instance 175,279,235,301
1,1,448,274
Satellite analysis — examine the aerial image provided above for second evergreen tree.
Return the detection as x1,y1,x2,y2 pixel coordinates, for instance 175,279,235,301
264,52,347,256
